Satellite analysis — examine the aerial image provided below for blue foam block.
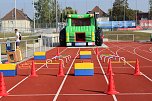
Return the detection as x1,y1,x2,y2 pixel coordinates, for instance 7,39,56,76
80,55,91,59
74,69,94,76
0,70,17,76
34,56,46,60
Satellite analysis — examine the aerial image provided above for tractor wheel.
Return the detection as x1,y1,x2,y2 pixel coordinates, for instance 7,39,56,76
95,30,101,46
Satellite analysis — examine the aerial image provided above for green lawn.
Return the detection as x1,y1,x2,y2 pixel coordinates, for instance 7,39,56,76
104,31,151,41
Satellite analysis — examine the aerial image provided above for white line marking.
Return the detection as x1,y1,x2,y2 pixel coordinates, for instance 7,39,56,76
0,47,68,98
118,93,152,95
110,43,152,82
53,48,80,101
0,64,45,99
134,47,152,62
7,92,152,97
94,48,118,101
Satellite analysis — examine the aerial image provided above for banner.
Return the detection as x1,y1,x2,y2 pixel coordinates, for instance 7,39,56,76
97,21,136,29
139,20,152,29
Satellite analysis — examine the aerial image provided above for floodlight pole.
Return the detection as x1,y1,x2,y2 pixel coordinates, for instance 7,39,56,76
124,0,126,27
56,0,58,32
15,0,17,29
33,0,35,33
111,0,113,31
136,0,137,26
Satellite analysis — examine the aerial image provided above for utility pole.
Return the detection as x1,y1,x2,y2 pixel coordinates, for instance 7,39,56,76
33,0,35,33
136,0,137,26
56,0,58,32
111,0,113,31
124,0,126,28
14,0,17,29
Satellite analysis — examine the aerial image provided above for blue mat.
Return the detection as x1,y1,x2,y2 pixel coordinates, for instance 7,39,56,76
0,70,17,76
80,55,91,59
74,69,94,76
34,56,46,60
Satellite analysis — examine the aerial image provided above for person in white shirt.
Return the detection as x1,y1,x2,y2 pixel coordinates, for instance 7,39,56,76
15,29,21,49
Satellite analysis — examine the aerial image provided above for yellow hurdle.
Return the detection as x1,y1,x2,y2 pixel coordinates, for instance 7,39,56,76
34,62,59,65
102,54,112,56
34,52,46,56
80,51,91,55
111,61,136,64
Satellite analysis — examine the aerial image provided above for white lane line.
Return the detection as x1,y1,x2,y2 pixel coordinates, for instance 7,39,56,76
93,48,118,101
8,94,107,97
134,48,152,62
7,92,152,97
53,48,80,101
8,94,55,97
0,64,45,99
119,93,152,95
113,44,152,82
149,46,152,52
0,47,68,98
61,94,107,96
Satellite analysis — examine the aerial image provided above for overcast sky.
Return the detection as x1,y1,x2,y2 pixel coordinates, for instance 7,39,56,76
0,0,149,19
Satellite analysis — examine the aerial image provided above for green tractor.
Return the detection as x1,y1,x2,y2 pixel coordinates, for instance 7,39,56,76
59,13,103,46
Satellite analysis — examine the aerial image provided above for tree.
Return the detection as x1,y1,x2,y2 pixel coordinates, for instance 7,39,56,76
109,0,141,21
110,0,129,21
61,7,77,22
34,0,61,28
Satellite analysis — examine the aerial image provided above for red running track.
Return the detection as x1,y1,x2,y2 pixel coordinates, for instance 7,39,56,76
0,42,152,101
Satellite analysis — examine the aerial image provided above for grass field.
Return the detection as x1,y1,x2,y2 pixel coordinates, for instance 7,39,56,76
104,31,151,41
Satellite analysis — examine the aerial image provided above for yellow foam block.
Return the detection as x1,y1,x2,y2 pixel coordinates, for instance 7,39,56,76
34,52,46,56
0,64,16,70
74,63,94,69
80,51,91,55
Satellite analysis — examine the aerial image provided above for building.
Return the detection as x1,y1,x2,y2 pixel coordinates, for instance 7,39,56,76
137,12,149,20
1,8,32,33
87,6,110,31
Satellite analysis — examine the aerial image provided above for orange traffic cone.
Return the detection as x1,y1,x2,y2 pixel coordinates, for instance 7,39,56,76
30,61,38,77
0,72,8,96
57,47,60,56
106,59,114,75
106,70,119,95
134,59,142,76
57,60,65,77
96,47,99,55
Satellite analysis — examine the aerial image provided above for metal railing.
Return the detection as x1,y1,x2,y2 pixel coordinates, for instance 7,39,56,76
0,36,59,63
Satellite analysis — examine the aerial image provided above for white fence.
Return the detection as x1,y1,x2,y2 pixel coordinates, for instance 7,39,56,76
0,36,59,63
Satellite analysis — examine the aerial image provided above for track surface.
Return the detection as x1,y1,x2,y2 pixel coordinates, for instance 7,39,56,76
1,42,152,101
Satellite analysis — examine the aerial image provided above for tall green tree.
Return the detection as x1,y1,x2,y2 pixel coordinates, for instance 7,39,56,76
34,0,60,27
110,0,130,21
61,7,77,22
109,0,140,21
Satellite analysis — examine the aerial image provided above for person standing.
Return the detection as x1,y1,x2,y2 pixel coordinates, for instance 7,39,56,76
15,29,21,49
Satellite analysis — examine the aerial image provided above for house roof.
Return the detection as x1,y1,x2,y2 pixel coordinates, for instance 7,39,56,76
87,6,108,17
2,8,31,21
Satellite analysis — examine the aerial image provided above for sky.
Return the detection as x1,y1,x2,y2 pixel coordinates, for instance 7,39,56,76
0,0,149,19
